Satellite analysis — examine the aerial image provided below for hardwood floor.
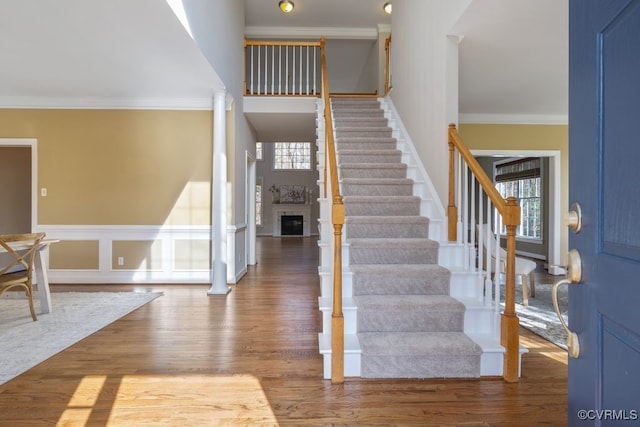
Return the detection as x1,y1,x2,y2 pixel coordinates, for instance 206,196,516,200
0,237,567,426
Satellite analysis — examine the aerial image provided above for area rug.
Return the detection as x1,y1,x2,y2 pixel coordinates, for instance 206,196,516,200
501,281,569,350
0,291,162,385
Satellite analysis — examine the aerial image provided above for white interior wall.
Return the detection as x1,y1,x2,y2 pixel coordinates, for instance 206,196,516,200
326,39,379,94
390,0,472,208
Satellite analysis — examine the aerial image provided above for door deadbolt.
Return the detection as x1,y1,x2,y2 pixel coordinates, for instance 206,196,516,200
566,202,582,233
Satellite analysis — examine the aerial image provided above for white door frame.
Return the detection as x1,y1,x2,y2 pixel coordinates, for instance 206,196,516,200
471,149,563,275
0,138,38,232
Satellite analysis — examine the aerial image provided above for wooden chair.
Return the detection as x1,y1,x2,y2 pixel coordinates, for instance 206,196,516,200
0,232,46,321
476,224,537,306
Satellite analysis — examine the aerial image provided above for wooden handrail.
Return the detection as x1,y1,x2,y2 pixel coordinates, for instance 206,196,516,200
245,40,322,47
448,124,521,383
320,37,345,384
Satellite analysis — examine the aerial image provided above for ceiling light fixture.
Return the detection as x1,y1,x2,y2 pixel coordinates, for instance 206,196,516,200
279,0,294,13
383,2,392,15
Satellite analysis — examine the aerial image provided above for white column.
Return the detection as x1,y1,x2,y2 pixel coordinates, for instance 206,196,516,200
208,90,231,295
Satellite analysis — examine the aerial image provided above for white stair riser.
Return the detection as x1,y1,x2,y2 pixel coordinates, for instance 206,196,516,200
449,272,485,300
320,306,358,334
322,352,361,379
463,307,496,335
479,350,504,376
318,270,353,297
438,244,466,269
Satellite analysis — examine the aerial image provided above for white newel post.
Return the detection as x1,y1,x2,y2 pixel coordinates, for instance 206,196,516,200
208,90,231,295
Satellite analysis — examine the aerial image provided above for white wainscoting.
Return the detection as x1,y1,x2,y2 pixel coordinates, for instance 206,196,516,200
37,224,247,284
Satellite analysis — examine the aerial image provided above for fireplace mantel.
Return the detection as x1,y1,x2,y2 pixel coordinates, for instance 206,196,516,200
272,204,311,237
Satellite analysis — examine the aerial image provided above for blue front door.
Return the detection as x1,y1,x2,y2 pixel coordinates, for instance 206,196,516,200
569,0,640,425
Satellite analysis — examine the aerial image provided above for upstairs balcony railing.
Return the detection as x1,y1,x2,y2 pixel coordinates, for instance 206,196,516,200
448,124,521,382
245,37,392,97
244,40,322,96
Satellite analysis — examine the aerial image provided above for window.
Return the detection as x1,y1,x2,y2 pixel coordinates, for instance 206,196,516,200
273,142,311,170
256,142,263,161
256,177,263,226
495,158,542,240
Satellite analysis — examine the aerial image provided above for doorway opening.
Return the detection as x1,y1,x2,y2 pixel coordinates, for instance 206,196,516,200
0,139,37,233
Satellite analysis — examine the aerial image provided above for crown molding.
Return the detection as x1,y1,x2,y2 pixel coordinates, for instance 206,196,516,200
459,113,568,125
244,25,379,40
0,96,216,110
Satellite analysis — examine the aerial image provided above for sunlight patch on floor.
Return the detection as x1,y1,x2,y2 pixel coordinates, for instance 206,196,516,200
57,374,278,426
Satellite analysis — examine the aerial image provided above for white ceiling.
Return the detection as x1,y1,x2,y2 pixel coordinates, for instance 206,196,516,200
0,0,567,123
0,0,222,108
452,0,568,122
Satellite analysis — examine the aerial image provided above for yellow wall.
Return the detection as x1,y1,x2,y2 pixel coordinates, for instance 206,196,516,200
0,109,213,225
459,123,569,262
0,109,213,271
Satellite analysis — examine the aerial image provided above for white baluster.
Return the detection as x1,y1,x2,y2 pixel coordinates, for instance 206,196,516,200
494,215,501,313
478,183,484,275
278,45,282,95
313,46,317,95
257,45,261,95
463,163,469,269
250,45,254,95
292,46,296,95
456,152,462,244
299,45,303,95
469,175,476,271
271,45,275,95
264,45,269,95
486,200,493,305
306,45,310,95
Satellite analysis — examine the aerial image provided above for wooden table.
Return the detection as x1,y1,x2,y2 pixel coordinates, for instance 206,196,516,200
1,239,59,314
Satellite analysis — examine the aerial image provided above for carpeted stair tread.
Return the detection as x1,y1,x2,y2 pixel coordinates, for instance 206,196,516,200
342,178,414,185
340,163,407,179
346,215,429,225
358,332,482,356
350,264,450,295
331,108,385,117
331,100,380,109
335,127,393,138
335,137,397,144
358,332,482,378
343,196,421,216
335,117,389,126
355,294,464,311
337,141,398,151
338,149,400,155
346,216,429,238
337,149,402,164
348,238,440,265
348,237,438,248
355,295,465,333
342,178,414,197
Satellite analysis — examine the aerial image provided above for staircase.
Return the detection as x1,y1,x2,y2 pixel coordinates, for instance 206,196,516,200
337,97,483,378
318,98,510,378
